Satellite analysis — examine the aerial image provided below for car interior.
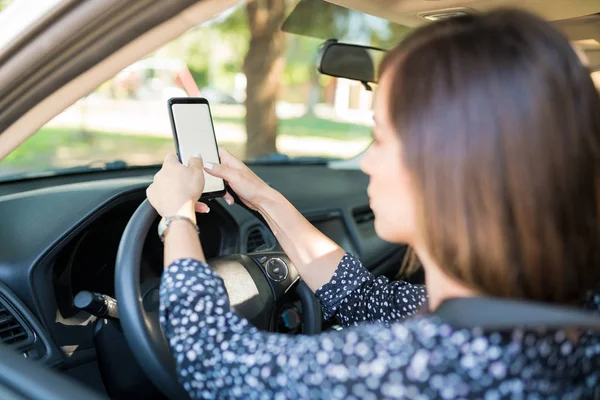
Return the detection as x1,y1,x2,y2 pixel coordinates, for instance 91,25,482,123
0,0,599,399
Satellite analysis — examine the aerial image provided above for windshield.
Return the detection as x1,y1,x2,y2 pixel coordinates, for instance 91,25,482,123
0,0,388,180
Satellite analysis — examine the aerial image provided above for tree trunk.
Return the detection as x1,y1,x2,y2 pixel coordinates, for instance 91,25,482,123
243,0,286,159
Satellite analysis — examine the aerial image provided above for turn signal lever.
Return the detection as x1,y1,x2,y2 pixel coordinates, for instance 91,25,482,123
74,291,119,320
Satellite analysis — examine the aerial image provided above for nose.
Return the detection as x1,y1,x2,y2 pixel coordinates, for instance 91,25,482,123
360,145,372,176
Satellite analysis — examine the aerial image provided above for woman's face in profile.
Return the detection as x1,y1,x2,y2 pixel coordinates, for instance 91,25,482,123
361,72,418,245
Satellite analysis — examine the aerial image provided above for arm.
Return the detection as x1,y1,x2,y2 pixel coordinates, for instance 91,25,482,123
205,149,345,292
159,257,428,399
161,202,426,328
148,151,426,329
315,253,428,326
204,149,427,324
162,213,205,265
256,189,345,292
239,187,428,325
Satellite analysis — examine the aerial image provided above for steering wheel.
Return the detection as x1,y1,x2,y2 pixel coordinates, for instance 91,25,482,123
115,200,322,399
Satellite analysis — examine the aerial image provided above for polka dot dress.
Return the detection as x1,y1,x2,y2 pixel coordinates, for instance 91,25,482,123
160,253,600,399
315,253,428,324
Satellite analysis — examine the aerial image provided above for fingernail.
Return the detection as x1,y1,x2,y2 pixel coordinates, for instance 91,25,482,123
203,162,214,170
193,152,202,159
204,207,210,213
226,198,233,206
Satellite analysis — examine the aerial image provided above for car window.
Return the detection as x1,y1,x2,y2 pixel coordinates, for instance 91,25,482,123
0,1,379,179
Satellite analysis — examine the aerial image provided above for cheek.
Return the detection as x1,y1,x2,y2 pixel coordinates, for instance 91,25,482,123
371,148,418,244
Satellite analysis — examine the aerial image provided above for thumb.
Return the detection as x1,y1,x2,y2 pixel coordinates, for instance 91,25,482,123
188,153,204,170
188,153,206,185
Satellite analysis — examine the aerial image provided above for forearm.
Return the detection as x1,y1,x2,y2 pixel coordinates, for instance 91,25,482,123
257,190,345,292
162,206,206,267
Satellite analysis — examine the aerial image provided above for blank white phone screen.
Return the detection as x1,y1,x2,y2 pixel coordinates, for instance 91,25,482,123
171,102,225,194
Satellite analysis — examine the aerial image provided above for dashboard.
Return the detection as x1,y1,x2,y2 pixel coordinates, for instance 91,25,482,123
51,200,226,319
0,163,413,395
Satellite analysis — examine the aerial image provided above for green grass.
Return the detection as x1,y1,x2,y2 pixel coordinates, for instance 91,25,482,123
3,127,173,167
213,114,371,140
3,127,77,164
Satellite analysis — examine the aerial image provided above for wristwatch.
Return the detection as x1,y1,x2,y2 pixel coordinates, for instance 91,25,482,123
157,215,199,242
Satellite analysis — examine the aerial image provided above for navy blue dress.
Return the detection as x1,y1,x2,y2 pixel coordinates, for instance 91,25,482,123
159,253,600,399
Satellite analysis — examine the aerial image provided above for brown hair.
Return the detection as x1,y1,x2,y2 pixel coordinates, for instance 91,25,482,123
380,9,600,305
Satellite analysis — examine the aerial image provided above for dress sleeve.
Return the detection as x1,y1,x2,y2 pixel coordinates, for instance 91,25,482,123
159,258,427,400
314,253,428,326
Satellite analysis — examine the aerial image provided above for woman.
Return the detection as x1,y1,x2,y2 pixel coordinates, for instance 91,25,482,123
146,9,600,399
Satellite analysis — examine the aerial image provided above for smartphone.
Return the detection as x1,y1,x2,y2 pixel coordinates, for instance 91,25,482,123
167,97,226,200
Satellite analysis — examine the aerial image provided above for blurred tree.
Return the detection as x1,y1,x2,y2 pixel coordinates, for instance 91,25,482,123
243,0,287,159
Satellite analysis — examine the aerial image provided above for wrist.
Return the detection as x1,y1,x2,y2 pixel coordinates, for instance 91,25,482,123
256,188,284,216
164,200,196,223
159,215,199,242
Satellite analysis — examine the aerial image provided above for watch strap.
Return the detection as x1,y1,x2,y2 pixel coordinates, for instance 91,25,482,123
158,215,199,242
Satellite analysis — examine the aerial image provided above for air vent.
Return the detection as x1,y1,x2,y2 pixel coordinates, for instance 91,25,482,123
353,206,375,224
0,302,29,346
246,227,267,253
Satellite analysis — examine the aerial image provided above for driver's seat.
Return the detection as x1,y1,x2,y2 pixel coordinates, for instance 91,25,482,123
436,297,600,399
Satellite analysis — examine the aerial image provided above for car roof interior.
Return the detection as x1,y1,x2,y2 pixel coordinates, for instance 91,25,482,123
329,0,600,70
328,0,600,25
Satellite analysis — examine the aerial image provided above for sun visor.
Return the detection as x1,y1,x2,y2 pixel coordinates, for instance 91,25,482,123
281,0,412,48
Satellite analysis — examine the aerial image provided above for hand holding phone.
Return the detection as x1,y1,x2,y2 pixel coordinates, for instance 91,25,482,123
167,97,226,200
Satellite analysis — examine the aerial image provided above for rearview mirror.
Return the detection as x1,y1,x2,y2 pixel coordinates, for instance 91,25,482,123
317,40,386,85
